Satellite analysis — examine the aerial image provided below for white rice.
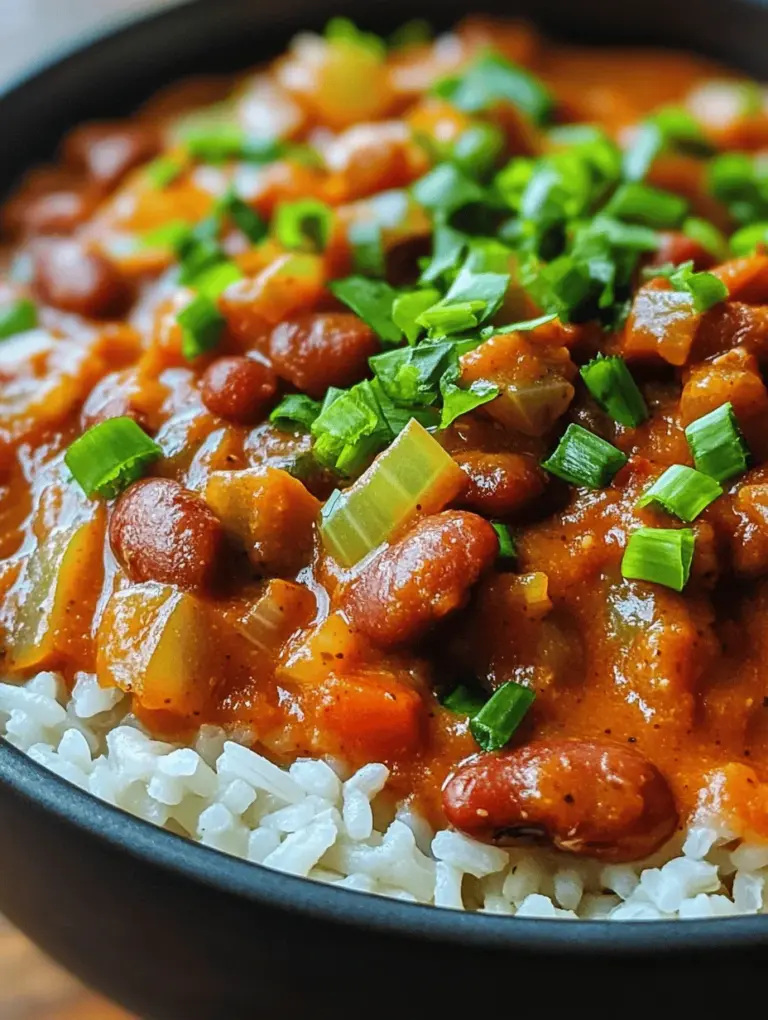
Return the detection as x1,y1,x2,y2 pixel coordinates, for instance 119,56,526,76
2,669,768,920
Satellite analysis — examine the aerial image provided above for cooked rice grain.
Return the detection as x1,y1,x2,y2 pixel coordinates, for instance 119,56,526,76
2,670,767,920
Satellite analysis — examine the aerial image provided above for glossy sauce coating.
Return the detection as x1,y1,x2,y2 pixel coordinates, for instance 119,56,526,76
3,18,768,860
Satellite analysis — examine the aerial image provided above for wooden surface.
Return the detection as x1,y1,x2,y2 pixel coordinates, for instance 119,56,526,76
0,916,132,1019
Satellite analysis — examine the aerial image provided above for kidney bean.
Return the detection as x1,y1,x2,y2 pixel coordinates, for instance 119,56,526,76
109,478,224,593
201,355,277,424
443,738,678,862
33,240,129,318
453,451,547,517
269,312,377,399
16,189,97,236
64,122,161,190
342,511,498,648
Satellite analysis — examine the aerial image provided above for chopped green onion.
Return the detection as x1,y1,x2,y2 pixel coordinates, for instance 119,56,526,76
637,464,722,521
64,416,162,499
269,394,323,432
217,190,268,244
330,276,401,345
319,418,463,566
349,220,386,277
580,354,648,427
621,527,695,592
177,295,225,360
190,260,243,299
417,299,486,336
682,217,729,261
491,522,517,560
273,199,333,254
439,373,498,428
370,340,458,406
419,224,467,284
622,107,711,182
542,424,628,488
440,262,510,322
730,222,768,256
709,151,768,225
605,182,688,229
451,122,505,178
644,260,728,312
145,155,185,188
684,402,749,483
442,684,486,717
311,380,390,476
142,219,193,251
392,288,440,344
622,123,664,183
412,163,486,216
0,298,37,340
485,312,558,336
433,52,554,125
183,124,281,164
470,680,536,751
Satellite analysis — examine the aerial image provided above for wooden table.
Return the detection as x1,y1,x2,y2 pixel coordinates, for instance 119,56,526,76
0,916,132,1019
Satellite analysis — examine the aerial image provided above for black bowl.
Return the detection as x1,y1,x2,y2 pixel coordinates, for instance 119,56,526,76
2,2,768,1017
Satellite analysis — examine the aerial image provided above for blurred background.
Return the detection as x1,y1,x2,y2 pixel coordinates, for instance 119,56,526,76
0,0,183,88
0,5,186,1020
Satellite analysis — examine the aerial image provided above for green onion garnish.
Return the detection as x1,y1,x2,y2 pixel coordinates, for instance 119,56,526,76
145,155,185,189
643,260,727,313
330,276,401,345
637,464,722,521
64,417,162,499
177,295,226,360
439,262,510,323
349,221,386,277
269,394,323,432
580,354,648,427
412,163,485,216
0,299,37,340
605,182,688,229
451,122,505,178
492,522,517,561
273,199,333,254
470,681,536,752
217,189,268,244
183,124,281,164
730,222,768,256
417,300,486,336
682,217,728,261
684,402,749,483
621,527,695,591
392,288,440,344
542,424,628,489
709,151,768,226
442,684,486,717
433,51,554,125
419,224,467,284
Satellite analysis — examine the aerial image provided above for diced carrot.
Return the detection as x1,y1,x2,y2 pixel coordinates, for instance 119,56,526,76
711,254,768,304
307,670,425,762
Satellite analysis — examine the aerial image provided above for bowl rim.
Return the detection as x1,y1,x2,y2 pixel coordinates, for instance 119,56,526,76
1,0,768,955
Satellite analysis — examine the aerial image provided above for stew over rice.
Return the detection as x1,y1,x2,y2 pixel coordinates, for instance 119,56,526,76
3,17,768,864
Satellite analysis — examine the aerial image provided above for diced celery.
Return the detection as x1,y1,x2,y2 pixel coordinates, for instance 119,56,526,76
319,418,465,566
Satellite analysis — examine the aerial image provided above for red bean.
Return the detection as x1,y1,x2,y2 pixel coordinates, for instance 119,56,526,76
80,371,150,432
64,122,161,190
32,240,129,318
109,478,224,592
269,313,377,399
443,739,679,862
201,355,277,424
342,511,498,648
453,451,547,517
16,189,96,235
